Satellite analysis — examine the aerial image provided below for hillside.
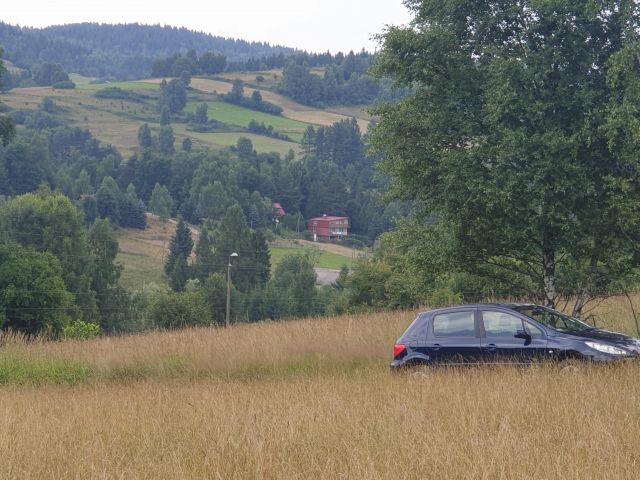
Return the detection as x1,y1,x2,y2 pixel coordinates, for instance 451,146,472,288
0,22,295,79
0,72,370,156
117,215,361,290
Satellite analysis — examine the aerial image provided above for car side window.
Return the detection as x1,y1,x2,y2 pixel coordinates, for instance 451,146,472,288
523,321,544,339
433,311,476,337
482,311,524,338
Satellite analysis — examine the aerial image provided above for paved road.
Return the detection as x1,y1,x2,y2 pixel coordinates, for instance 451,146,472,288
315,268,340,286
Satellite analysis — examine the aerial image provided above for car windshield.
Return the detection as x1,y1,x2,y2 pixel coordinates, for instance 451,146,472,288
514,305,592,333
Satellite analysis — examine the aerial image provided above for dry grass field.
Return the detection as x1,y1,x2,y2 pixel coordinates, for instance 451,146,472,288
1,297,640,479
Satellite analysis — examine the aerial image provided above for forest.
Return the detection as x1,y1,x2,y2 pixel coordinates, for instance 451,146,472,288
0,22,295,80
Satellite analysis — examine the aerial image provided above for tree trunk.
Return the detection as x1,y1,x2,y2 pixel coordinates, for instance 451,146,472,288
572,291,590,318
542,245,556,309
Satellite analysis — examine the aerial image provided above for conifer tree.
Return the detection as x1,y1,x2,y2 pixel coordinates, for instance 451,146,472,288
194,226,216,280
165,218,194,275
169,254,189,292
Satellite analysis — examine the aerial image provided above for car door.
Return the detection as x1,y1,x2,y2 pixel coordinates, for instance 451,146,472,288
480,309,547,363
428,309,482,364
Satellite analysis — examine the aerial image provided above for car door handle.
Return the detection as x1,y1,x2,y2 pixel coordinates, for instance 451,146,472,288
431,344,441,351
483,344,497,352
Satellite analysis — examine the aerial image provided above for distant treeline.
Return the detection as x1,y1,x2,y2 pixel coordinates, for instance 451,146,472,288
0,22,296,80
153,49,396,107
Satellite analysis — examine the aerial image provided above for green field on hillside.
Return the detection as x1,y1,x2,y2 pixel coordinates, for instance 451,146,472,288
270,246,352,270
172,126,298,156
185,100,311,130
116,252,168,290
79,80,160,91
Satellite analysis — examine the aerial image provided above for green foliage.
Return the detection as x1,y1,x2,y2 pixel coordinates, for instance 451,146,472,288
137,123,153,148
210,204,270,292
62,320,101,340
202,272,230,325
158,125,175,154
149,183,174,221
32,63,69,86
223,79,283,115
0,356,93,385
159,78,187,114
0,190,97,320
0,115,15,147
371,0,640,311
0,132,53,194
279,54,380,106
194,226,216,280
169,254,189,292
96,176,120,221
194,102,208,124
164,218,194,275
52,80,76,89
0,243,73,337
273,252,318,317
147,290,211,329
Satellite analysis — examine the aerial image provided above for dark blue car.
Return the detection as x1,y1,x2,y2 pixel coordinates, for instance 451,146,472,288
391,303,640,369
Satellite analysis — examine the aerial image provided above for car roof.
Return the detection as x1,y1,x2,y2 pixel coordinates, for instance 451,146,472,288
419,303,538,316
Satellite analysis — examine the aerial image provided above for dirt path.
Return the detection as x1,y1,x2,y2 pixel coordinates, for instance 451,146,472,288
314,268,340,286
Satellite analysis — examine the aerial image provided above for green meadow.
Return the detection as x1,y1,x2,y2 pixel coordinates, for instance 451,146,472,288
269,246,352,270
78,80,160,91
185,100,311,130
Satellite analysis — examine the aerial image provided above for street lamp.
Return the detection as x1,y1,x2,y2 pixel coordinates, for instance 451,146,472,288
226,252,238,328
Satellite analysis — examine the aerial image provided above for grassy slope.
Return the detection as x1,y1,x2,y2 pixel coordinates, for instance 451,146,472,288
1,298,640,478
188,76,371,132
0,73,336,156
270,246,353,269
116,217,359,289
185,100,309,130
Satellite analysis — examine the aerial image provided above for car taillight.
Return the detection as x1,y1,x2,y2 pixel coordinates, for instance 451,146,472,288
393,344,406,358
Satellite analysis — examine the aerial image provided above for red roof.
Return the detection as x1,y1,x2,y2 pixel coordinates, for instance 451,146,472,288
272,202,286,216
308,215,348,222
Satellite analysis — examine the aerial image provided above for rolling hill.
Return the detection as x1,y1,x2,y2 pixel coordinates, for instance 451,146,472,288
0,70,370,157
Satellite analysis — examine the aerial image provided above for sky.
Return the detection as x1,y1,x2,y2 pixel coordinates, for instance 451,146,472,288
2,0,413,53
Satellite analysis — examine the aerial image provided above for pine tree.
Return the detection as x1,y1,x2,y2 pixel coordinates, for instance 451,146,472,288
137,123,153,148
194,226,216,280
169,254,189,292
159,106,171,125
165,218,194,275
158,126,175,154
250,229,271,285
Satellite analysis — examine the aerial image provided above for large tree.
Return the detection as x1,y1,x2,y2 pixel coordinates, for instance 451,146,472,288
0,190,97,320
372,0,640,313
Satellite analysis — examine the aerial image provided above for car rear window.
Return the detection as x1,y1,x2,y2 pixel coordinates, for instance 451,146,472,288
433,311,476,337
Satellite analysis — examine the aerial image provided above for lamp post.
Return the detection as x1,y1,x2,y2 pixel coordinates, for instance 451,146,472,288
226,252,238,328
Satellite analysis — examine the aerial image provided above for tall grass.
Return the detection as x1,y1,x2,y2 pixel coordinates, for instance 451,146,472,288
1,297,639,478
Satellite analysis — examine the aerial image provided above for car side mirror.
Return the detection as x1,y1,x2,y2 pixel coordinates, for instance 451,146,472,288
514,329,531,340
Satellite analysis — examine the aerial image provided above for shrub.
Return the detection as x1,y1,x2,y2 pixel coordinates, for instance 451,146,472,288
147,291,211,329
62,320,101,340
52,80,76,89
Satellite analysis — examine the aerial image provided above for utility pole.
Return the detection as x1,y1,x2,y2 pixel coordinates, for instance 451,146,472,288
226,252,238,328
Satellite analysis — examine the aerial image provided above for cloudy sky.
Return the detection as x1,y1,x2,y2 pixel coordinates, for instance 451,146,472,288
2,0,413,53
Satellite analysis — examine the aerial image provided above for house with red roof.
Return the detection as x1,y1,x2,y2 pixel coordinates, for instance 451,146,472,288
272,202,286,217
307,214,349,241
